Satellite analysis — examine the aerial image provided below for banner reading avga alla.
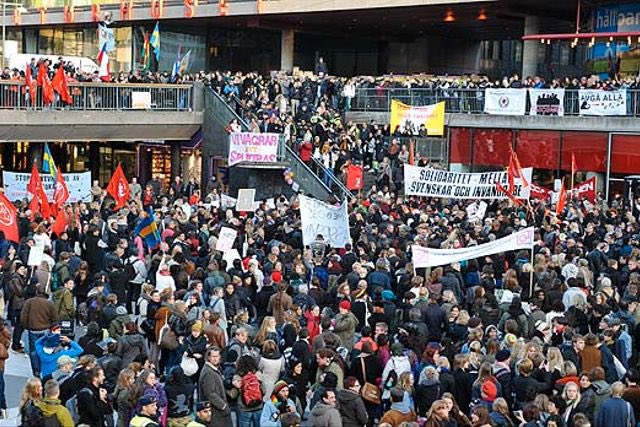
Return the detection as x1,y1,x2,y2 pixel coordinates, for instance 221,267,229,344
299,194,351,248
228,132,279,166
579,89,626,116
528,89,565,116
3,171,91,202
390,100,445,136
412,227,534,268
404,165,532,200
484,89,527,115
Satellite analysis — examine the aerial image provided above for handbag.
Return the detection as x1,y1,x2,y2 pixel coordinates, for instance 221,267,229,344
180,353,198,376
158,313,179,350
360,357,381,405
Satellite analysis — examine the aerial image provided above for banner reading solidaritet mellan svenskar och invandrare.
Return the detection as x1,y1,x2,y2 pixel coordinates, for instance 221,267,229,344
412,227,535,268
404,165,532,200
299,194,351,248
390,100,445,136
228,132,279,166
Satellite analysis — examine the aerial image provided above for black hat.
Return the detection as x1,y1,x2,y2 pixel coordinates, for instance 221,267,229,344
138,395,157,407
495,349,511,362
196,401,212,412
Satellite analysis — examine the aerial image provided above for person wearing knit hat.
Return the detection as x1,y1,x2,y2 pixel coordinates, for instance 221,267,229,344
480,380,498,402
495,349,511,363
335,299,359,352
260,380,299,425
191,320,204,333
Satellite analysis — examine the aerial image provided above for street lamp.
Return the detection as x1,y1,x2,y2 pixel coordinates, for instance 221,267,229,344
2,1,27,68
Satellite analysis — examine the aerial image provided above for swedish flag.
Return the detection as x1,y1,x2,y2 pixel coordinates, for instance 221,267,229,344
134,207,161,249
42,143,57,178
150,22,160,61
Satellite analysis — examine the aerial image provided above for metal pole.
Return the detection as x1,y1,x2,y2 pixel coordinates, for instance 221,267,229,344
606,132,612,201
2,2,6,69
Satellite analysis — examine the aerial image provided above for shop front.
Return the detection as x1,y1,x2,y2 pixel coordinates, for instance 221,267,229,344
449,128,640,200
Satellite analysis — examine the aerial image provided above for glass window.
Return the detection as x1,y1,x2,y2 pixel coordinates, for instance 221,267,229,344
515,130,560,171
560,132,607,173
611,134,640,175
450,128,471,164
472,129,512,170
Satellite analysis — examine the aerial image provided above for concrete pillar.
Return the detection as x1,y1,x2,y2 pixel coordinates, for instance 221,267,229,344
522,16,539,78
89,142,100,182
280,29,294,72
170,140,181,181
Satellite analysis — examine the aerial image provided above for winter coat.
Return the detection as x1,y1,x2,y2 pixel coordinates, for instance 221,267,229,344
53,287,75,320
116,332,147,367
198,362,231,427
259,352,286,400
592,380,612,419
97,353,122,393
20,295,58,331
381,356,412,399
380,399,417,426
267,291,292,325
35,337,83,378
308,401,343,427
114,386,133,427
317,360,344,391
333,312,359,352
259,398,298,427
35,397,75,426
0,326,9,371
337,389,368,427
166,367,196,419
513,372,551,407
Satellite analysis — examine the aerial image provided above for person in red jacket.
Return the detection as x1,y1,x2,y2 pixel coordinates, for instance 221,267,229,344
298,140,313,166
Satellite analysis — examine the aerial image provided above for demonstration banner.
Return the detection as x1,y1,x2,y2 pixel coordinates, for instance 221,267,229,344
228,132,279,166
529,183,552,201
569,176,597,203
390,100,445,136
299,194,351,248
412,227,535,268
404,165,532,200
578,89,626,116
484,89,527,116
3,171,91,202
528,89,565,116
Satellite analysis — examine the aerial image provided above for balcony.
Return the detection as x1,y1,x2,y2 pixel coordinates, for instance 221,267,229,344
0,81,203,141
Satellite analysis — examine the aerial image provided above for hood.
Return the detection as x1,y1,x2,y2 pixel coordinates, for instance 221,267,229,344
86,321,101,336
311,402,336,417
420,378,440,387
491,411,508,424
390,397,412,414
592,380,611,395
337,389,358,403
37,398,63,417
53,288,67,298
263,350,282,360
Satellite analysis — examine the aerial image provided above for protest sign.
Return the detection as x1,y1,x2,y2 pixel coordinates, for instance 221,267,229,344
220,194,237,209
299,194,351,248
484,89,527,115
404,165,532,200
27,245,44,266
222,249,243,270
236,189,256,211
412,227,534,268
578,89,626,116
390,100,445,136
528,89,565,116
216,227,238,252
3,171,91,202
466,201,488,222
228,132,279,166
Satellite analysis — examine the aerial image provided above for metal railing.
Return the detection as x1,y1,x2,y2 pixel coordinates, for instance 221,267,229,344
351,87,640,117
0,81,194,111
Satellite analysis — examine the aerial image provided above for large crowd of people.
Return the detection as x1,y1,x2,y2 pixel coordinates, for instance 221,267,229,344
1,150,638,427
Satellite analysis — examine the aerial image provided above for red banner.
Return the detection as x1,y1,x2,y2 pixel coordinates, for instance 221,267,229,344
529,183,552,201
346,164,363,191
569,176,597,203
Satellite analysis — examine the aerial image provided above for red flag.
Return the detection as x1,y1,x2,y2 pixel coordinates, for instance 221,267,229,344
570,176,597,203
496,181,523,206
36,62,44,86
107,163,130,210
27,163,52,219
25,63,37,104
0,193,19,242
51,66,72,104
571,153,577,177
556,179,567,215
51,208,68,236
409,139,415,166
39,63,55,106
346,164,364,191
507,150,529,194
52,166,69,207
529,183,552,201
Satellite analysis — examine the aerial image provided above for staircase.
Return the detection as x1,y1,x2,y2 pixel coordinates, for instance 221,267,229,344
210,90,354,201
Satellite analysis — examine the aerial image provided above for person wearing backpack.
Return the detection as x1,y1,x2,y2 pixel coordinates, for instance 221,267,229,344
51,252,72,292
52,278,75,325
381,343,412,402
19,378,43,427
237,355,263,427
35,379,74,427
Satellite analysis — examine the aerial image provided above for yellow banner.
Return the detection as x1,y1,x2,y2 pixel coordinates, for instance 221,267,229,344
390,99,444,136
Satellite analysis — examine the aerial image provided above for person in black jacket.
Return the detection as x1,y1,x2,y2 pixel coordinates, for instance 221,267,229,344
337,376,369,427
165,366,195,424
452,354,472,414
77,366,112,427
97,342,122,394
513,358,551,409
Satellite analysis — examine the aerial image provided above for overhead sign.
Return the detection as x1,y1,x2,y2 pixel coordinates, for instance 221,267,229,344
390,100,445,136
3,171,91,203
528,89,565,116
228,132,279,166
412,227,535,268
404,165,532,200
299,194,351,248
484,89,527,116
578,89,626,116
